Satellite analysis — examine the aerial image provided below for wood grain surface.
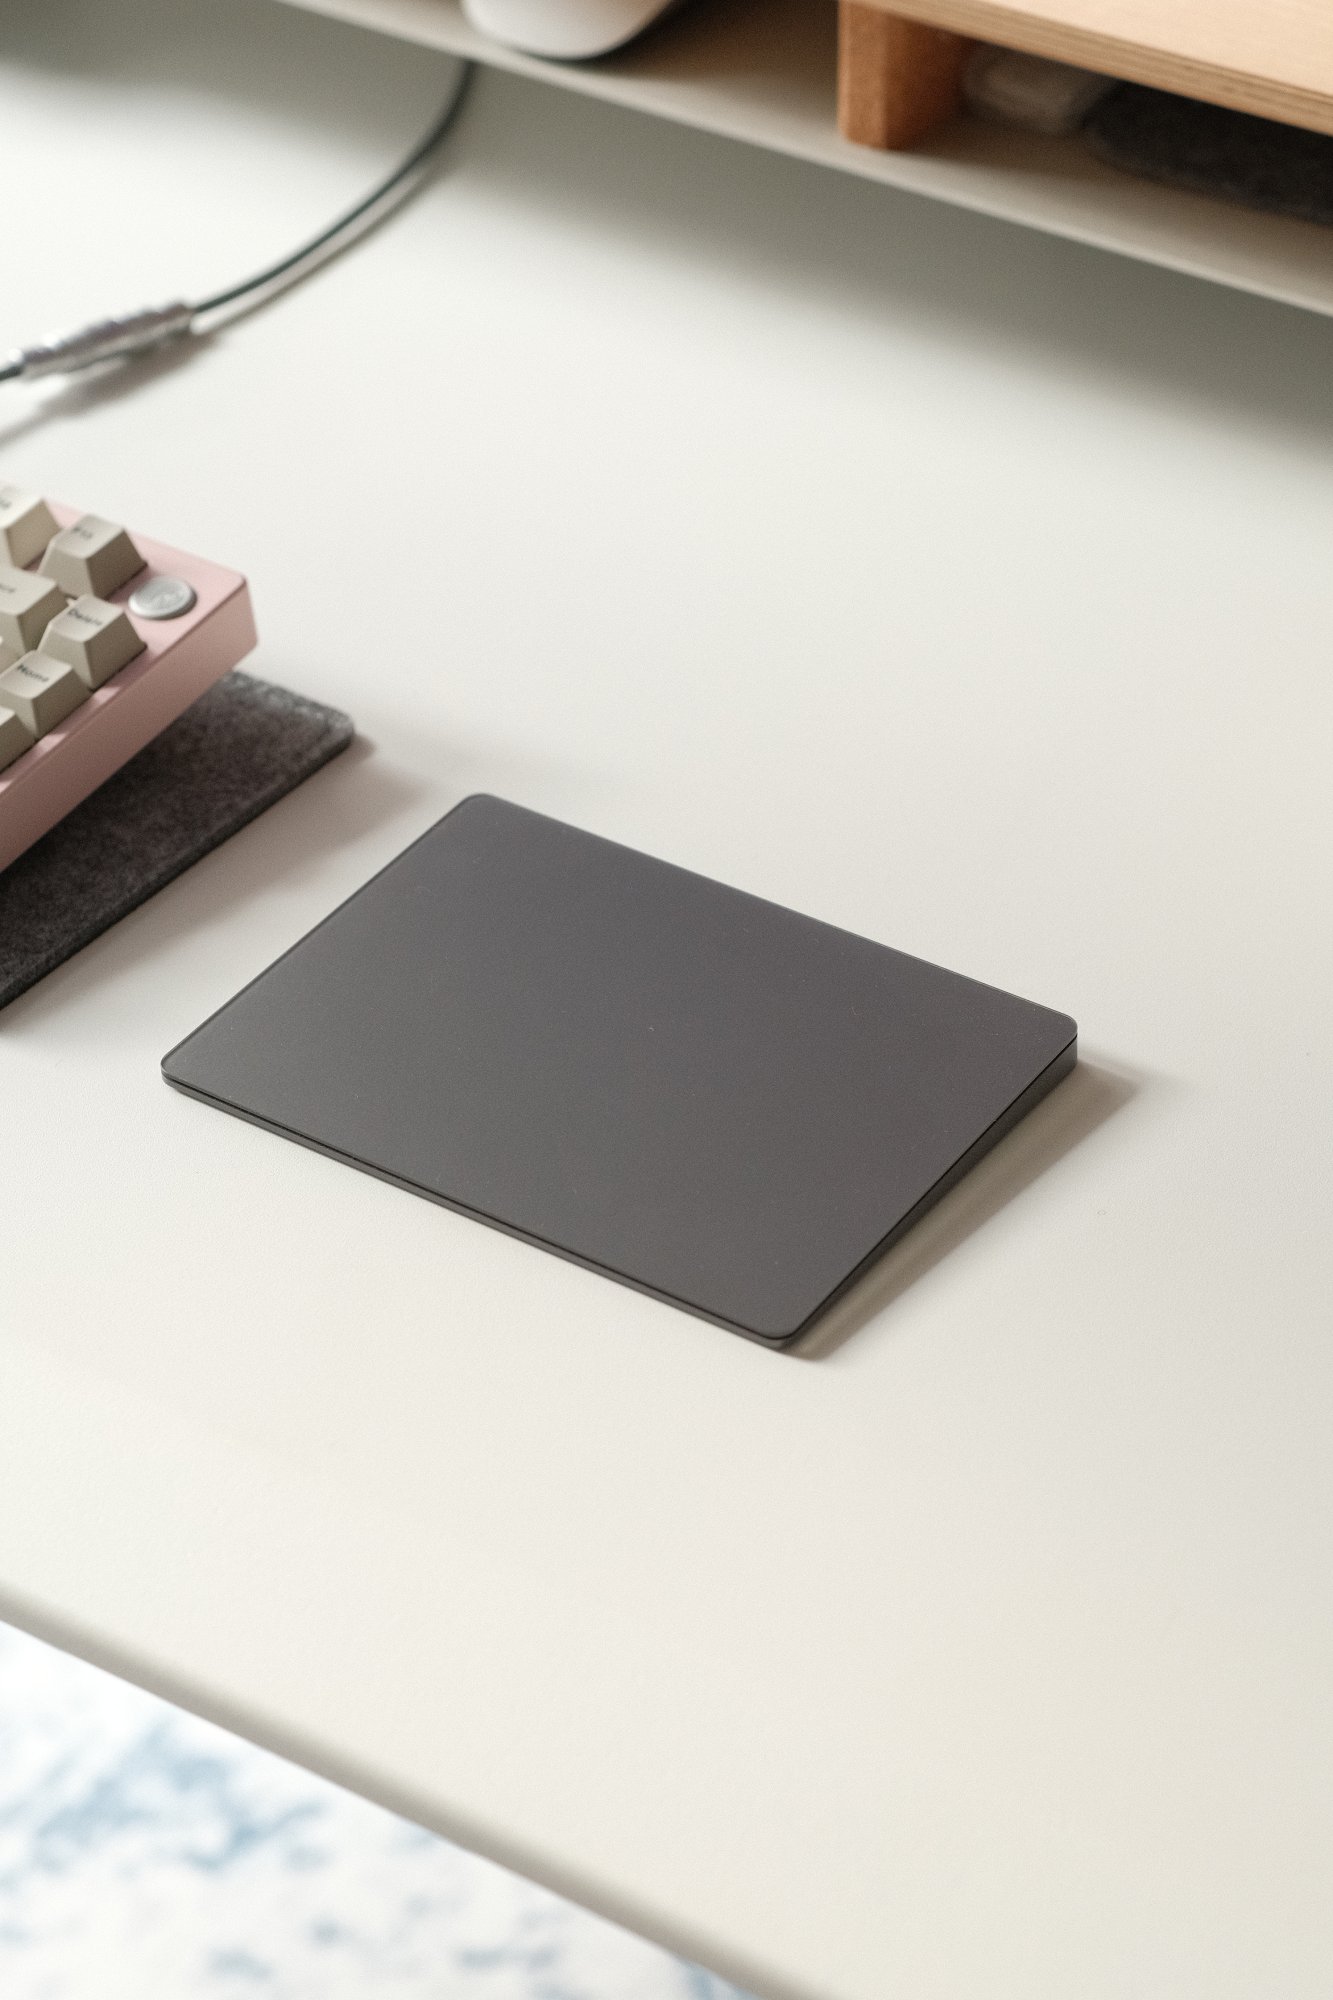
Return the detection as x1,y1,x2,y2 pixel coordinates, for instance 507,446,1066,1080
853,0,1333,136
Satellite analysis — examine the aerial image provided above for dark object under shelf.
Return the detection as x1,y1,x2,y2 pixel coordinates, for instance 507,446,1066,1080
1086,85,1333,229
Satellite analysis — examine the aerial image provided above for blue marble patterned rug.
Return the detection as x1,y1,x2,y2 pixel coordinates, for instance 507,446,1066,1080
0,1623,752,2000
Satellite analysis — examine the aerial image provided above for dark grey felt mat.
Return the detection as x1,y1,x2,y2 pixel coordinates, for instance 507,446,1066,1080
1085,85,1333,229
0,672,353,1011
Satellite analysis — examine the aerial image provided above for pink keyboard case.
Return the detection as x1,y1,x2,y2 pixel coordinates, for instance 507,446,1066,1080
0,502,257,874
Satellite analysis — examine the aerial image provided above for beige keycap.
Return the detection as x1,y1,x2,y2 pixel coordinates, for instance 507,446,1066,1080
0,702,35,773
41,595,146,689
0,565,65,654
0,653,88,737
40,514,144,600
0,486,58,569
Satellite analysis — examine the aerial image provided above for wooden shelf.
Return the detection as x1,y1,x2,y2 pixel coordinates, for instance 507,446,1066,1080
276,0,1333,317
868,0,1333,137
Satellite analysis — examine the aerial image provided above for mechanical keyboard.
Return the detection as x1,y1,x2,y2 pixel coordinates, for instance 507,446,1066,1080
0,486,257,874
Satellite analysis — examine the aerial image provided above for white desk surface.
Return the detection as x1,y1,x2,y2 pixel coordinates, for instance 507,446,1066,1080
3,3,1332,1997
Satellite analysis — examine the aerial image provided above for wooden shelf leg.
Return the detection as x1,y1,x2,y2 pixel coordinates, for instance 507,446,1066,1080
837,5,972,149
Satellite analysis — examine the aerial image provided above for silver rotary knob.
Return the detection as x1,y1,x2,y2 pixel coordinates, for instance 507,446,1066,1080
129,574,197,620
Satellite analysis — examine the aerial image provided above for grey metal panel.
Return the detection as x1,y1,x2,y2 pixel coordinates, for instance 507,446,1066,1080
163,795,1077,1345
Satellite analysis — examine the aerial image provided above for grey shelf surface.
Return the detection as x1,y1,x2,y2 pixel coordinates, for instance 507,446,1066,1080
278,0,1333,315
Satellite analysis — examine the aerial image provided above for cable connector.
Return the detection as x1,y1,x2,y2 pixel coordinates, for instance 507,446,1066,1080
0,58,474,388
2,303,195,381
